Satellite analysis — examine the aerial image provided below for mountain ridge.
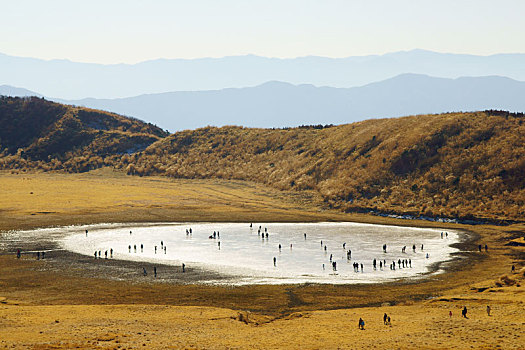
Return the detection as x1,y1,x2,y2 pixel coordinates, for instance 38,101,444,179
56,74,525,131
3,49,525,99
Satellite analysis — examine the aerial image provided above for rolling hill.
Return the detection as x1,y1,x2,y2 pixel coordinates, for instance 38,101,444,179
0,97,523,222
121,111,524,223
0,97,168,172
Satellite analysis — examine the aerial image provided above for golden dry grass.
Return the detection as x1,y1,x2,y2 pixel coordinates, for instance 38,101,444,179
0,170,523,349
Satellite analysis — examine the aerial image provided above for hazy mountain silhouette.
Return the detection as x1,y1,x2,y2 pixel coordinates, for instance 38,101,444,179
55,74,525,131
0,85,42,97
2,49,525,99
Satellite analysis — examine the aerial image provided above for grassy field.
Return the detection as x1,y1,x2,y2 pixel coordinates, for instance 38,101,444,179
0,170,523,349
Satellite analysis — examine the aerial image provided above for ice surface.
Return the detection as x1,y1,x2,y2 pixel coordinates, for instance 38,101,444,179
58,222,461,285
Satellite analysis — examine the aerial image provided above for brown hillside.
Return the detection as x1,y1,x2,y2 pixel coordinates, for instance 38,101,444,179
1,97,523,222
120,111,524,222
0,96,168,172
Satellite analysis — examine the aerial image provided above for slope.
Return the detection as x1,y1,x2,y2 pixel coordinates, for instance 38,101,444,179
120,111,524,222
0,97,168,172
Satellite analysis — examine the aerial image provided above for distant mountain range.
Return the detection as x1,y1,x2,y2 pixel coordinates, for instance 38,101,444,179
2,49,525,99
2,74,525,131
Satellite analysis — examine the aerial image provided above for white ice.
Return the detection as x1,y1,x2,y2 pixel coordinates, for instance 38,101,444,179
58,222,461,285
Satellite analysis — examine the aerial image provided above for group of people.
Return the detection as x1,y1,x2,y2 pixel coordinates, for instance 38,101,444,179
84,224,452,278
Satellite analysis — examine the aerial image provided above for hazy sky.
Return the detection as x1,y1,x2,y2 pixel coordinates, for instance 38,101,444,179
1,0,523,63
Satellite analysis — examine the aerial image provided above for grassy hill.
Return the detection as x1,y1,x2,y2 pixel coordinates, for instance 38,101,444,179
1,97,523,222
121,111,524,222
0,96,168,172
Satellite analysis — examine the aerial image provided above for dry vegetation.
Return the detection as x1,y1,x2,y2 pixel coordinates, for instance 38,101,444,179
0,170,523,349
125,111,525,222
0,96,167,172
1,97,523,222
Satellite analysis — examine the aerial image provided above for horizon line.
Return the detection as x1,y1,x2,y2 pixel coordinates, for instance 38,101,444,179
2,48,525,66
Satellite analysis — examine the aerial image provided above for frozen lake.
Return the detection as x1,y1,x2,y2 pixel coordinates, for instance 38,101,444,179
57,222,461,285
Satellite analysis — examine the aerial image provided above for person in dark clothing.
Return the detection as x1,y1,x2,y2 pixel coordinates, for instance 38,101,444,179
462,306,468,318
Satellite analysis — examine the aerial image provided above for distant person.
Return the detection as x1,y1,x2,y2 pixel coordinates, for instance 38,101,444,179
85,229,88,237
273,257,277,267
37,252,40,260
128,245,131,253
330,254,332,262
383,313,388,325
383,244,387,253
16,249,21,259
164,246,167,254
358,318,365,330
449,310,452,318
462,306,468,318
412,244,416,252
94,251,97,259
110,248,113,258
290,244,292,250
478,244,482,252
485,244,488,252
279,244,282,252
155,246,157,254
486,305,491,316
250,223,252,228
421,244,424,251
332,261,337,271
143,267,147,276
511,265,515,273
304,233,306,240
360,263,363,272
387,316,391,325
134,245,137,253
104,250,108,259
141,244,143,253
182,263,186,273
42,251,45,259
130,230,132,235
154,266,157,278
218,241,221,250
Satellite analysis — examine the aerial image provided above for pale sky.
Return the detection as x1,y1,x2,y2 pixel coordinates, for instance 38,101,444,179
1,0,523,64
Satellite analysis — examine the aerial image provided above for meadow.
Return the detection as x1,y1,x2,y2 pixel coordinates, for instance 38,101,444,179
0,170,523,349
